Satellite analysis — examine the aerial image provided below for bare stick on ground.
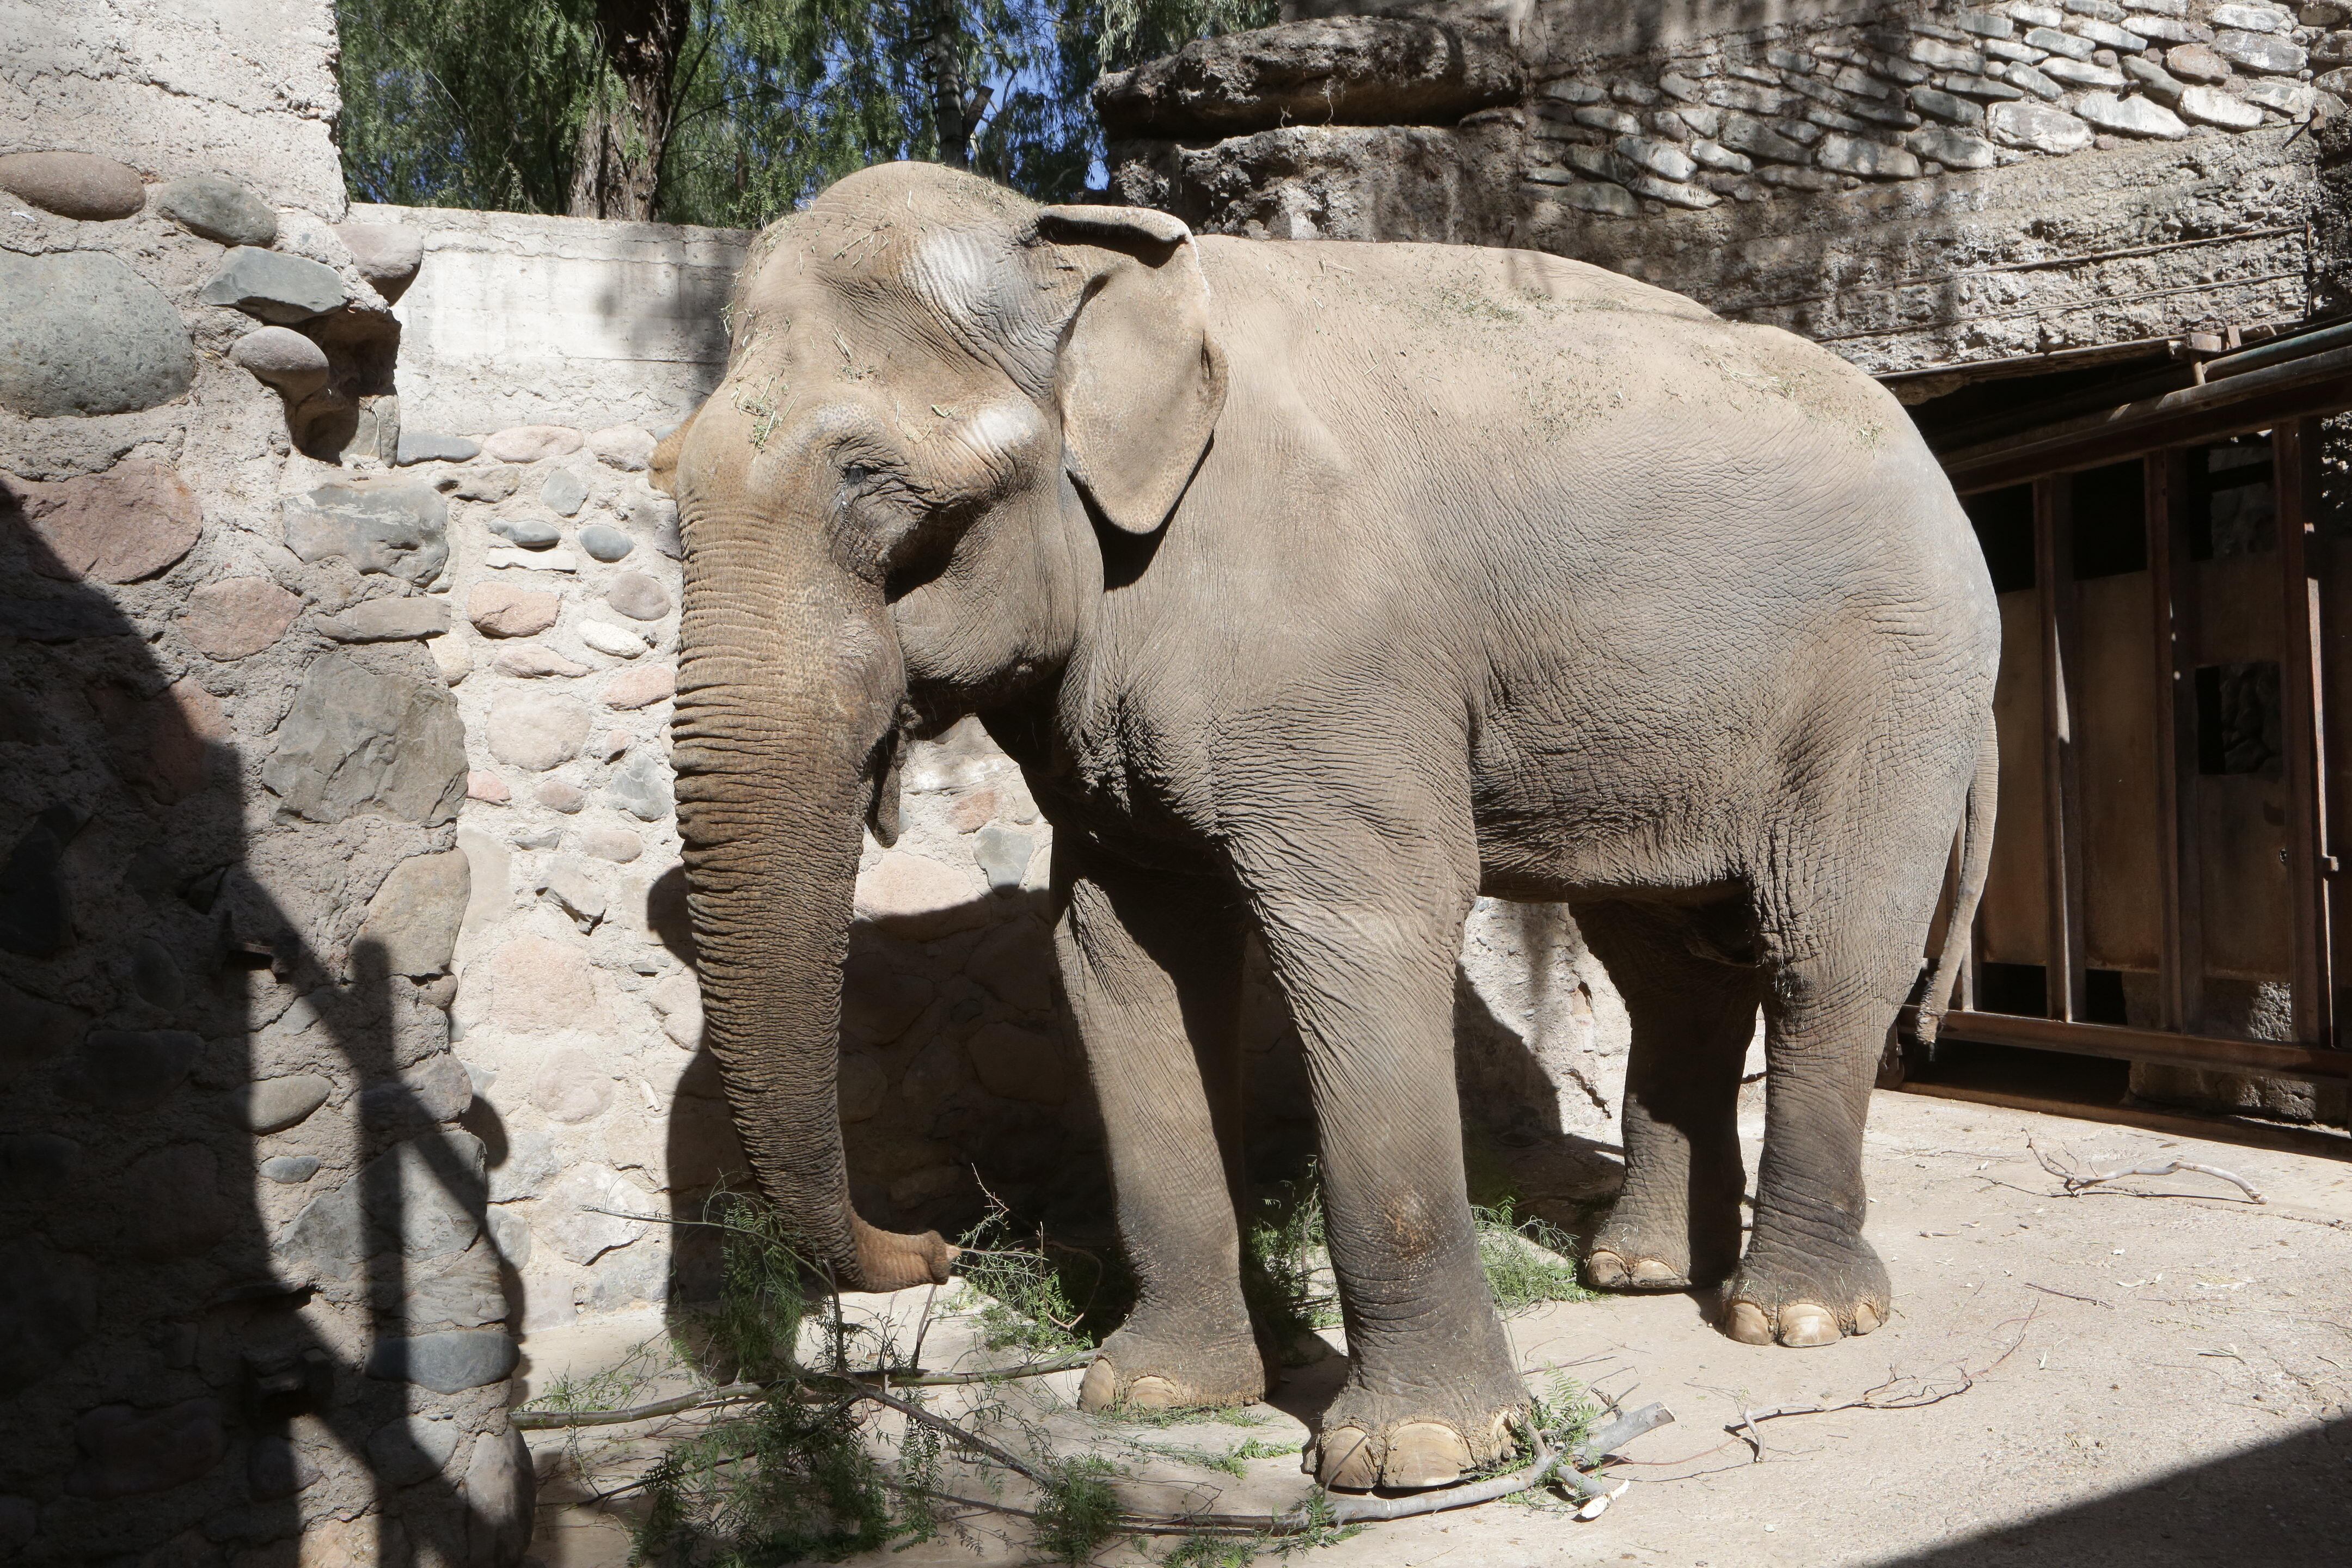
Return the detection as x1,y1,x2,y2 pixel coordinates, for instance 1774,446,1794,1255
2030,1138,2265,1203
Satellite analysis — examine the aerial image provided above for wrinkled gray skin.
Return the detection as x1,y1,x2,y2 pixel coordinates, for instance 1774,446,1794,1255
656,161,2000,1492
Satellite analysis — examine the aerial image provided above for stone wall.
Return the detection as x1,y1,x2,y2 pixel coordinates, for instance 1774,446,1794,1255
1107,0,2331,375
1,4,531,1566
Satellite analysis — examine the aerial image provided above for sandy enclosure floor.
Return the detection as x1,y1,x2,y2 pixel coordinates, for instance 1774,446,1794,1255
517,1090,2352,1568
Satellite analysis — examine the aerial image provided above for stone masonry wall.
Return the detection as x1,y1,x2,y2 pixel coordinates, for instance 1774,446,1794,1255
1107,0,2329,374
2,4,531,1566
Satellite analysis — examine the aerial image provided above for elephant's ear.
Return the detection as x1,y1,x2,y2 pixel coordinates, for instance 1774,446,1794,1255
648,403,701,497
1035,205,1227,536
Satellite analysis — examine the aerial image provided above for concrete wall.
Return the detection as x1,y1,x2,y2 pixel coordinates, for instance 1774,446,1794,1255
377,206,749,437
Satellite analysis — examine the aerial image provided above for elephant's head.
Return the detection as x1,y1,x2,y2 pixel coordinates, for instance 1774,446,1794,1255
651,162,1226,1290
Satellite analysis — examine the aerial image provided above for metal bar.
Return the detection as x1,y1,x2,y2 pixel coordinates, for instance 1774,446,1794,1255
1943,346,2352,492
2203,314,2352,381
2147,450,2202,1034
2274,419,2336,1049
2036,477,2088,1021
1941,1010,2352,1083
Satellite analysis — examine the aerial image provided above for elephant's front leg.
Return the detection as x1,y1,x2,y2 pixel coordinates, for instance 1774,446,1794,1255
1245,829,1528,1491
1056,852,1264,1412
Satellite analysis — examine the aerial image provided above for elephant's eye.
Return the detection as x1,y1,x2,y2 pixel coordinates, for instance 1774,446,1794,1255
843,463,871,488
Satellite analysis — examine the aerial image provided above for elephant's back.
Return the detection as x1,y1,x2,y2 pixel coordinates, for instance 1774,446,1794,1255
1199,231,1983,608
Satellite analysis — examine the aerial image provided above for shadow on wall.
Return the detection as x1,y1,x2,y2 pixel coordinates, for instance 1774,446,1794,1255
640,869,1118,1302
0,504,528,1566
634,857,1624,1312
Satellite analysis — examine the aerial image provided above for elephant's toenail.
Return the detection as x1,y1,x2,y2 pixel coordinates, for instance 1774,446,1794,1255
1079,1359,1117,1412
1778,1303,1840,1347
1852,1302,1884,1335
1724,1300,1775,1345
1319,1426,1381,1491
1586,1250,1628,1288
1383,1423,1473,1489
1628,1257,1682,1285
1125,1375,1183,1410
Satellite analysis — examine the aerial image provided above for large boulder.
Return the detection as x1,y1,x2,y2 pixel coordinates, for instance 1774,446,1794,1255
154,175,277,247
196,246,347,323
1109,118,1522,243
8,460,203,585
0,1244,96,1394
0,151,144,219
1094,14,1521,138
0,252,195,416
356,849,471,976
64,1400,226,1498
262,653,467,825
281,480,450,586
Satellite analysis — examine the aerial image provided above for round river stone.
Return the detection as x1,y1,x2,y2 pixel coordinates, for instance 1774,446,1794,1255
0,251,195,416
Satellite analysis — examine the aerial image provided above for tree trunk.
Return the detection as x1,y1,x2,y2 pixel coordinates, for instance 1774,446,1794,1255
918,0,979,170
568,0,691,219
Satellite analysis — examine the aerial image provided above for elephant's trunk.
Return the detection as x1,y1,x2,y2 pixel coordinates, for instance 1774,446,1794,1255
672,505,955,1291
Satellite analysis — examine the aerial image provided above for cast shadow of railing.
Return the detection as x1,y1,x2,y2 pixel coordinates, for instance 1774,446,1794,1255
0,500,525,1566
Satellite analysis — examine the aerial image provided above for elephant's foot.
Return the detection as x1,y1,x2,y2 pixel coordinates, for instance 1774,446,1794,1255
1584,1206,1736,1293
1305,1377,1528,1491
1078,1319,1266,1413
1719,1232,1890,1348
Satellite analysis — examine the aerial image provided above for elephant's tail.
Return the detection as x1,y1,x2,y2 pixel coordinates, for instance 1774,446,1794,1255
1901,710,1998,1055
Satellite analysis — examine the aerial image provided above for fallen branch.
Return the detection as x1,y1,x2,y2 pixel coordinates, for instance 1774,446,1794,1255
2030,1139,2265,1203
2024,1282,2112,1309
1322,1402,1674,1526
513,1350,1095,1430
1634,1302,2043,1473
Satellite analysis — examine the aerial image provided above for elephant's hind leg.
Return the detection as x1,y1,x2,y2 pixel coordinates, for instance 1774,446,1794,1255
1721,899,1923,1347
1055,853,1265,1412
1572,901,1757,1293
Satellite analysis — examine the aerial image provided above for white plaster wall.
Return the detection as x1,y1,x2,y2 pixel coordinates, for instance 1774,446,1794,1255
362,204,750,437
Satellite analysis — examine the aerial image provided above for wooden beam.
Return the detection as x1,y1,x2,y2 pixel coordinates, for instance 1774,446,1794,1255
1944,345,2352,492
1941,1009,2352,1083
2146,449,2201,1033
2273,419,2336,1049
2036,476,2088,1021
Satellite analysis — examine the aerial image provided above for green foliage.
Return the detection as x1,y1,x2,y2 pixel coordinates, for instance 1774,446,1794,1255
1528,1367,1601,1456
701,1192,818,1382
1473,1199,1600,1315
953,1201,1128,1353
1165,1535,1261,1568
1032,1454,1123,1563
633,1386,898,1565
1242,1168,1338,1359
335,0,1278,222
338,0,602,213
1243,1168,1594,1345
1198,1436,1297,1477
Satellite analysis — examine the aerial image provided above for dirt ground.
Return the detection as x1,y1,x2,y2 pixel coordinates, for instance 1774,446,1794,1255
517,1088,2352,1568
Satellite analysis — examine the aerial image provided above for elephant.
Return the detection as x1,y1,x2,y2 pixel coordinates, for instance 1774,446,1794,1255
650,159,1999,1492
